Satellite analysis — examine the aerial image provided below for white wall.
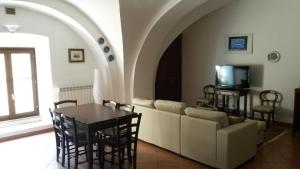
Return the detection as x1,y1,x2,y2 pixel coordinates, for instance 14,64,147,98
0,6,98,88
64,0,125,102
182,0,300,123
131,0,231,100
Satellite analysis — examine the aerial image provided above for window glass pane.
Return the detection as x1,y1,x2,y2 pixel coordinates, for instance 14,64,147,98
11,53,34,113
0,54,9,116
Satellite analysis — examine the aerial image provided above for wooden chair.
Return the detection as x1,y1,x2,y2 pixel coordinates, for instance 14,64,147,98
101,113,142,169
251,90,279,126
103,103,135,164
54,99,77,109
49,109,66,166
196,84,216,107
102,100,118,109
61,115,102,169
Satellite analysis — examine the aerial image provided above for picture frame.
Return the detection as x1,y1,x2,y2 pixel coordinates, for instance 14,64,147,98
228,36,248,51
68,48,85,63
225,33,253,54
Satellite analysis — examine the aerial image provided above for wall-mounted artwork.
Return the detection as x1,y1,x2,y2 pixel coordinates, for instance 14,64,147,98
225,33,253,54
68,48,85,63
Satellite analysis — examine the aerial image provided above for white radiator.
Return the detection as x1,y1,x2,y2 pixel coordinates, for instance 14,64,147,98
55,85,94,105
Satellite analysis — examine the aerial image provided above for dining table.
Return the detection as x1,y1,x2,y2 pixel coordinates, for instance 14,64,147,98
53,103,135,169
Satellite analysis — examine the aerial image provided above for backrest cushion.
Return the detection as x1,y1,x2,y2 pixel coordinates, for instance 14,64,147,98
184,107,229,128
154,100,186,114
132,98,155,108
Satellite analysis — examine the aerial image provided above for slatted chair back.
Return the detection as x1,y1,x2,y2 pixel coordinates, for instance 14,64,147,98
117,113,142,169
61,115,80,145
54,99,77,109
49,108,65,165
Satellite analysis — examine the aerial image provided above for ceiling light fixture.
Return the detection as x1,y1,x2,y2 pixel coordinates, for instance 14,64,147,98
4,24,20,33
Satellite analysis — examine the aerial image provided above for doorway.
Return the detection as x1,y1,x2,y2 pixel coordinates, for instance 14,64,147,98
0,48,39,121
155,35,182,101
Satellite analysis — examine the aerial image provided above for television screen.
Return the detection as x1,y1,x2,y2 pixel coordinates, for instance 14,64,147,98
215,65,249,89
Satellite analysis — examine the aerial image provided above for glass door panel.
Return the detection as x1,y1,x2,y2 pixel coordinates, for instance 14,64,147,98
0,54,9,116
11,53,34,114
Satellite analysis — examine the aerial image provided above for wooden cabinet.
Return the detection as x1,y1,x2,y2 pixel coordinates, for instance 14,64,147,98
293,88,300,135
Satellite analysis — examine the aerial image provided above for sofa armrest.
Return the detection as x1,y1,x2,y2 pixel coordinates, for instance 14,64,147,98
217,120,257,169
181,115,220,168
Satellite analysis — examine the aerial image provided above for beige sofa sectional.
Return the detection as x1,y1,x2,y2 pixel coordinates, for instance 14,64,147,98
133,98,265,169
133,98,184,154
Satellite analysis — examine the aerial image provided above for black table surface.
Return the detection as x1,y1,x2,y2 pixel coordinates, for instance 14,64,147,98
53,103,134,125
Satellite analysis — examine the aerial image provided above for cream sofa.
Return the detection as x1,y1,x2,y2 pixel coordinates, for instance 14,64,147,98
133,98,262,169
181,107,257,169
133,98,185,154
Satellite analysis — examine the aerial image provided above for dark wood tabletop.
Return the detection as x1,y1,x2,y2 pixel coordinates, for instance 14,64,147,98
53,103,133,125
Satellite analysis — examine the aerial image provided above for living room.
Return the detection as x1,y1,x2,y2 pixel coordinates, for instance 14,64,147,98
0,0,300,169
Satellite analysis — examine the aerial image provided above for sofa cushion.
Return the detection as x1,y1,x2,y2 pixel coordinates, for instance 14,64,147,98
132,98,155,108
228,116,245,125
184,107,229,128
196,106,218,111
154,100,186,114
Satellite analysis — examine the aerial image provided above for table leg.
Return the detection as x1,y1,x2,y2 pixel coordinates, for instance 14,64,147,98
88,129,93,169
244,94,247,118
237,95,240,115
215,94,218,108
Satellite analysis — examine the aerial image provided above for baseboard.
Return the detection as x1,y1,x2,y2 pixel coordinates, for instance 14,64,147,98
0,127,53,143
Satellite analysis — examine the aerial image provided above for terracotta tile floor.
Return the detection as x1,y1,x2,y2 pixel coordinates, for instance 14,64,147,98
0,126,300,169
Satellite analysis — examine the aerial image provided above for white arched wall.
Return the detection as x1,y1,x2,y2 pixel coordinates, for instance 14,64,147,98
0,0,114,102
65,0,125,102
130,0,232,100
1,1,236,104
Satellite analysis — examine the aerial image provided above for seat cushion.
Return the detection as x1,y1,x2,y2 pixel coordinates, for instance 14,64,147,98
253,105,273,112
154,100,186,114
228,116,245,125
132,98,155,108
184,107,229,128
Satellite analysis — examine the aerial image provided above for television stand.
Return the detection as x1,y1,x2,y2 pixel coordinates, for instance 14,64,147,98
214,88,249,117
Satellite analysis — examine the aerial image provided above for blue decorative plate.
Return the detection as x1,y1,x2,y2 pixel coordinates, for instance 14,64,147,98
97,37,105,45
108,55,114,62
103,46,110,53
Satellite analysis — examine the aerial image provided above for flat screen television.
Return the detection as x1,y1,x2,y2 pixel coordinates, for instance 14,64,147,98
215,65,250,89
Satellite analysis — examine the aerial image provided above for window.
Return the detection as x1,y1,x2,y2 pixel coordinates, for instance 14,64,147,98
0,48,39,121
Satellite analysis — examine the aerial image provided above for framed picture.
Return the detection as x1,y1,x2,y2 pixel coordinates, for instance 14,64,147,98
228,36,248,50
225,33,253,54
68,48,85,63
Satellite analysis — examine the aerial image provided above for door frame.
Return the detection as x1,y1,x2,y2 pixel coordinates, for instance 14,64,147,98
0,48,39,121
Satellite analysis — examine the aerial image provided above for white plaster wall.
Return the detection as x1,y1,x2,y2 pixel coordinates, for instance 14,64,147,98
120,0,179,102
65,0,125,102
0,7,98,88
182,0,300,123
131,0,231,100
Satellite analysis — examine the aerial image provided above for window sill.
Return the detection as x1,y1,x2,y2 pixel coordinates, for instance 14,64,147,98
0,116,52,142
